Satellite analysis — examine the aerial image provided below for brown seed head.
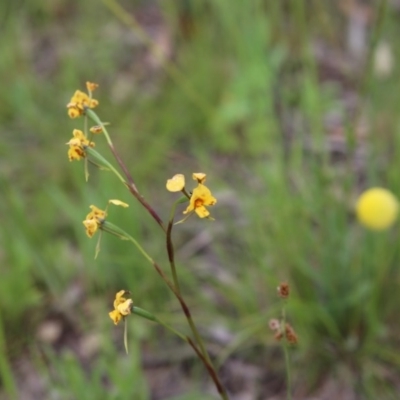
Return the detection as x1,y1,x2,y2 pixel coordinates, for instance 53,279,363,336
285,323,298,345
277,282,290,298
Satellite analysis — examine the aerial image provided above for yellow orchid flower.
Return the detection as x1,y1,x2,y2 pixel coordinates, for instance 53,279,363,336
66,129,94,161
67,87,99,119
82,201,129,238
184,183,217,218
109,290,133,325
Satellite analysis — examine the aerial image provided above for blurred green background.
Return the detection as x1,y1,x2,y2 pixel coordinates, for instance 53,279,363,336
2,0,400,398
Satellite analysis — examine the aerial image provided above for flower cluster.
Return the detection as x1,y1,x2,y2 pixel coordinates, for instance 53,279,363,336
82,200,129,238
268,319,298,344
82,205,107,238
66,129,95,161
109,290,133,325
66,81,99,119
166,172,217,219
269,282,298,344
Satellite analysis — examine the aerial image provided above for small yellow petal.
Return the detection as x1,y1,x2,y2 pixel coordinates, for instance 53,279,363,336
67,106,81,119
194,205,210,218
90,125,103,134
192,172,206,184
83,219,99,238
114,290,128,305
73,129,85,140
356,187,399,230
89,99,99,108
88,205,107,219
117,299,133,316
68,146,85,161
166,174,185,192
109,199,129,208
86,82,99,92
109,310,122,325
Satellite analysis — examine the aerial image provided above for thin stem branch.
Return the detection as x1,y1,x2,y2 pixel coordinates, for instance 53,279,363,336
86,109,166,232
166,201,217,370
283,341,292,400
281,304,292,400
166,201,180,293
102,223,229,399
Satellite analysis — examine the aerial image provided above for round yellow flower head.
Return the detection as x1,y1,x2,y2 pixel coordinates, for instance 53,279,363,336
356,187,399,231
166,174,185,192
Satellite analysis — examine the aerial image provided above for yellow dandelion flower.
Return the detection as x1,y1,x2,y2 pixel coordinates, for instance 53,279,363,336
166,174,185,192
109,290,133,325
356,187,399,231
184,183,217,218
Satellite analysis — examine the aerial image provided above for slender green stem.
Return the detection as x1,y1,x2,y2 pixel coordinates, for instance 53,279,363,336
102,222,229,399
167,201,181,293
283,341,292,400
85,147,126,184
86,109,166,231
166,201,216,370
154,317,228,399
281,304,292,400
143,307,228,400
0,315,17,399
155,316,188,343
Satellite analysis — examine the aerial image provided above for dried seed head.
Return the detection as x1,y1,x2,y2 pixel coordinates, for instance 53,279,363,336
285,323,298,345
277,282,290,298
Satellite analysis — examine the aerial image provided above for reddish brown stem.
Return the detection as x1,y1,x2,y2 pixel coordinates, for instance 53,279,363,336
108,143,166,232
186,337,226,396
150,259,229,398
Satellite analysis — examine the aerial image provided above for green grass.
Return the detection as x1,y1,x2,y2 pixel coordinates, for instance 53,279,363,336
2,0,400,398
